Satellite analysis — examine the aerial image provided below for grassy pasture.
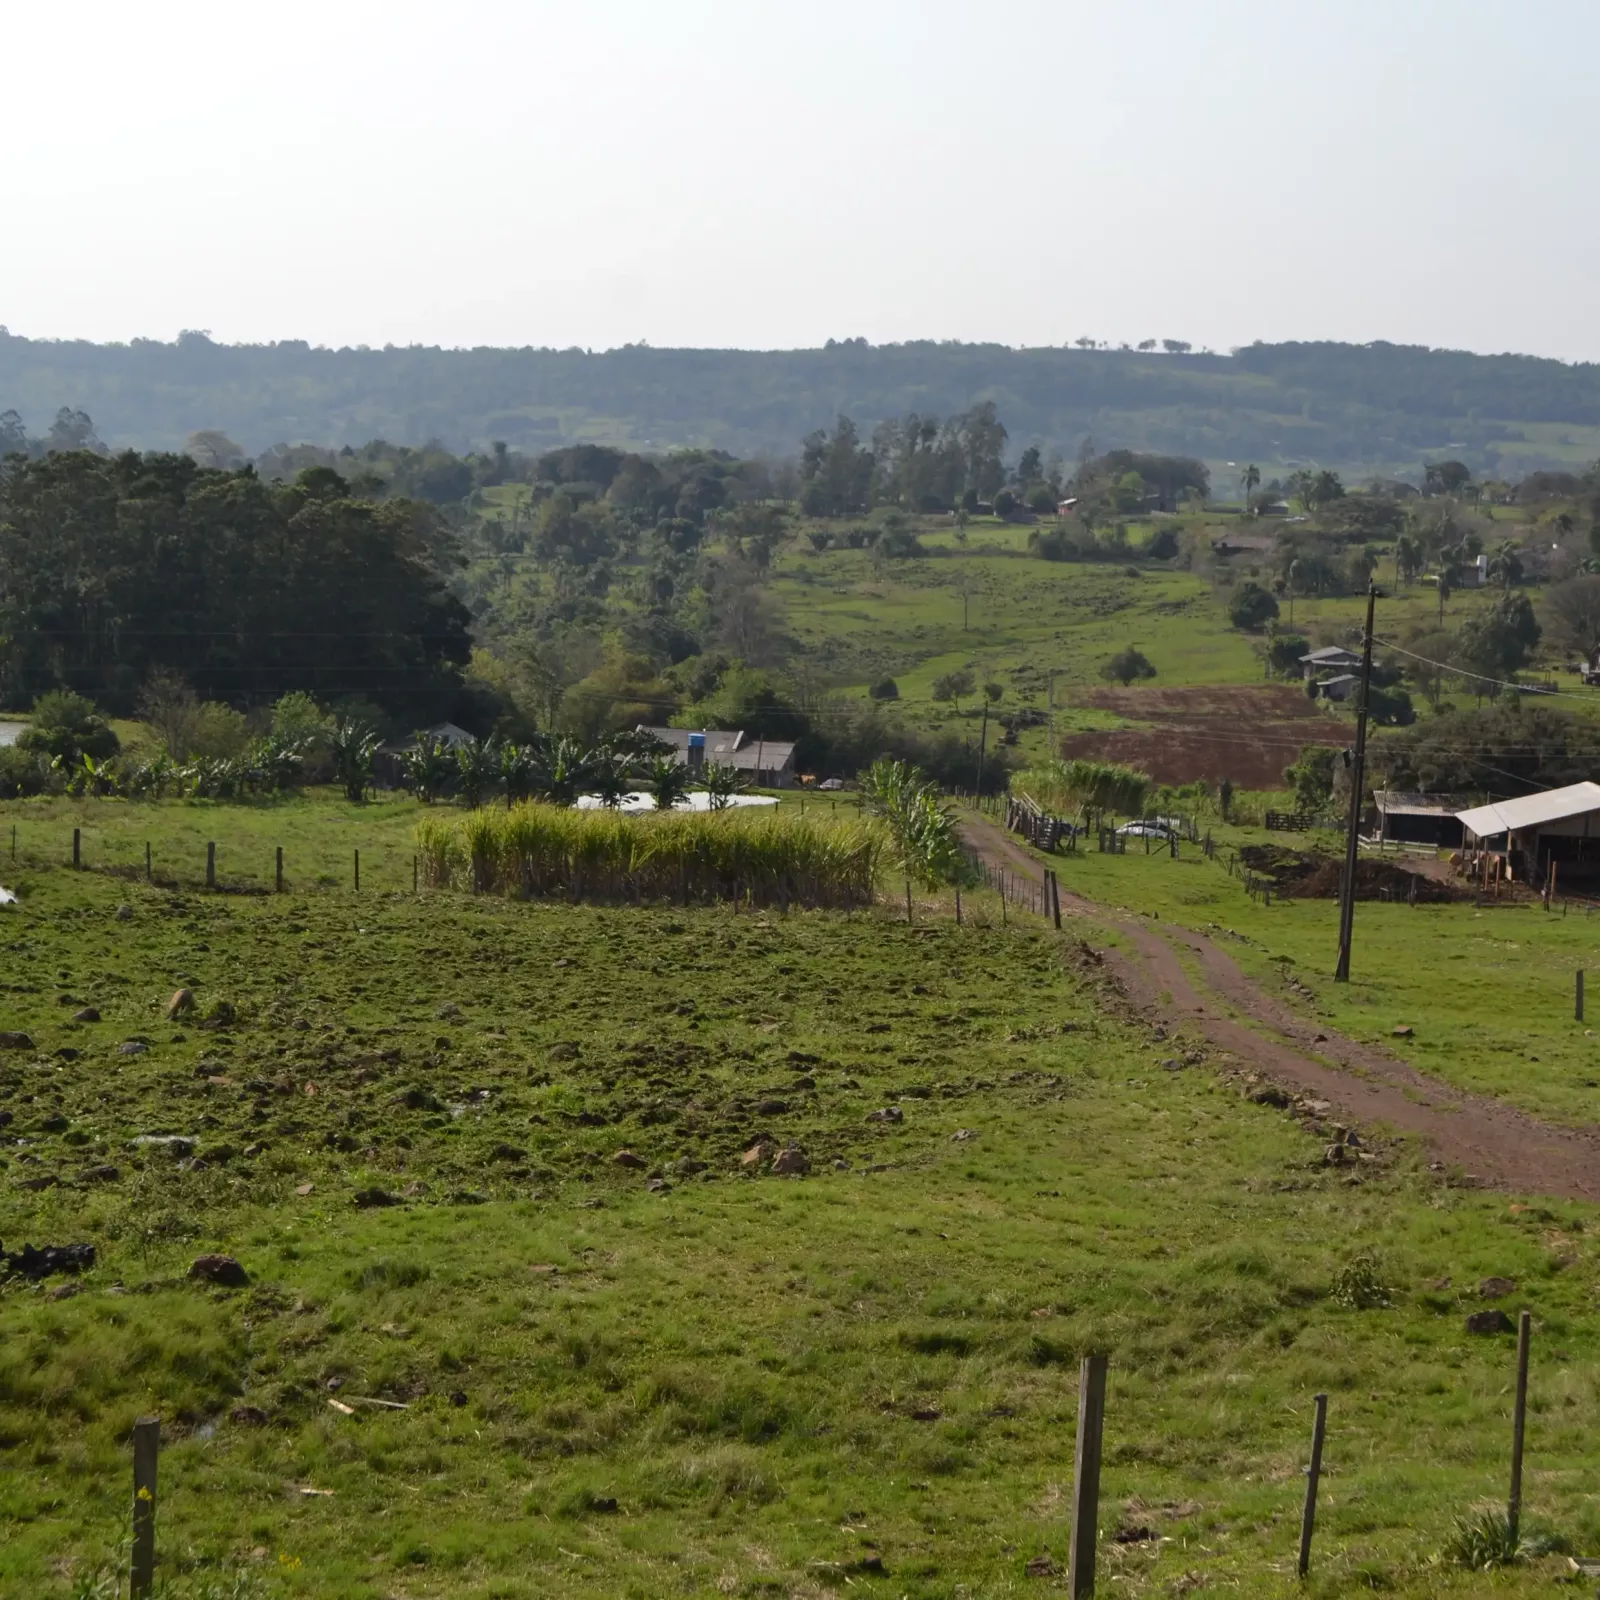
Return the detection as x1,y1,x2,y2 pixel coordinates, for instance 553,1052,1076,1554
1,800,1599,1595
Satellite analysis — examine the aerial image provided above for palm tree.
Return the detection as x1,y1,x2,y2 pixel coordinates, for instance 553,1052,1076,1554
1240,463,1261,515
1393,533,1422,590
1436,563,1460,625
1486,539,1523,591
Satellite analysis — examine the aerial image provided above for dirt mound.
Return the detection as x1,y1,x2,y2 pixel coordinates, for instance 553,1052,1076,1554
1061,685,1340,788
1238,844,1462,902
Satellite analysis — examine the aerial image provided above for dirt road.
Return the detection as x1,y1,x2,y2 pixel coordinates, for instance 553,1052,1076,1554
962,813,1600,1202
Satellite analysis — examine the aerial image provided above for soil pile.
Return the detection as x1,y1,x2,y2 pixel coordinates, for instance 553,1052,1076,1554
1238,844,1462,902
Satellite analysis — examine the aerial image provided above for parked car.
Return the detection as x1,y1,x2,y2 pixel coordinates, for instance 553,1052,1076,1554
1116,821,1175,840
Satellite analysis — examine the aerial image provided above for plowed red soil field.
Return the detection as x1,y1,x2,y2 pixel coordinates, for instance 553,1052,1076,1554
1061,684,1342,787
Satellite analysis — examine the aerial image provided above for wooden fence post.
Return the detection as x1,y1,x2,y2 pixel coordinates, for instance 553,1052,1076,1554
1578,970,1585,1023
131,1415,159,1598
145,842,152,882
905,879,913,924
954,888,962,926
275,846,284,894
1068,1353,1108,1599
1050,870,1062,931
354,847,360,893
413,854,419,894
205,841,216,889
73,826,81,869
1508,1309,1532,1547
1297,1392,1328,1577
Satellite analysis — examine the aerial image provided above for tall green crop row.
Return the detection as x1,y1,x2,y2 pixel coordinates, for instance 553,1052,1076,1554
416,804,884,908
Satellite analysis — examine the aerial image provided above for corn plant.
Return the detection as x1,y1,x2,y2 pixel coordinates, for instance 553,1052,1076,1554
855,758,971,888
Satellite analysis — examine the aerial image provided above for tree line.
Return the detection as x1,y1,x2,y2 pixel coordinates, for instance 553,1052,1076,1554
9,327,1600,476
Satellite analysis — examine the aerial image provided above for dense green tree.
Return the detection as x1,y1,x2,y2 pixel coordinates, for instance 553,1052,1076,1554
1228,581,1280,630
1100,646,1157,685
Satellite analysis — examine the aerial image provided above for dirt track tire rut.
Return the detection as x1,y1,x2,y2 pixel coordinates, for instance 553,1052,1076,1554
961,814,1600,1201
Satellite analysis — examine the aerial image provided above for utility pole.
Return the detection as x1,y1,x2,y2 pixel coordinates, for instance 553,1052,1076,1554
1334,583,1377,982
1048,670,1056,757
976,701,989,798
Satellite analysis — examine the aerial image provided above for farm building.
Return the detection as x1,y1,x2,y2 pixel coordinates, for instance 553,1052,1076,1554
1456,782,1600,885
1313,673,1361,703
1300,645,1362,680
637,726,798,788
1373,791,1468,847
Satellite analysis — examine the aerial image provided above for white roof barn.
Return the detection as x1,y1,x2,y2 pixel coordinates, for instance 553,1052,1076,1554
1456,782,1600,840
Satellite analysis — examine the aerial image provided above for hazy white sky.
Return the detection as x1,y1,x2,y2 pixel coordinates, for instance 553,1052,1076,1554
6,0,1598,359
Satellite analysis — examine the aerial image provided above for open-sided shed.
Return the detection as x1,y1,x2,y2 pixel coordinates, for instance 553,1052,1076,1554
1456,782,1600,883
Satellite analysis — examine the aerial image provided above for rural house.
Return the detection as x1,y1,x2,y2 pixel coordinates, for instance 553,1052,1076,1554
637,726,798,788
1312,673,1361,703
1456,781,1600,885
1299,645,1362,680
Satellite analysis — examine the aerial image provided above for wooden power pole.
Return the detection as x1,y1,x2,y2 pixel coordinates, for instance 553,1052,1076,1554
1334,584,1377,983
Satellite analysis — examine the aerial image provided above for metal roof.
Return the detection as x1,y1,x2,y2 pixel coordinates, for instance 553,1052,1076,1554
1301,646,1361,662
1456,782,1600,838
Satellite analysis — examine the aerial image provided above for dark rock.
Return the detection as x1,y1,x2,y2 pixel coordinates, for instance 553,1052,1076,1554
771,1145,810,1177
3,1241,95,1278
1466,1308,1516,1335
754,1099,789,1116
740,1141,773,1169
114,905,133,922
1478,1276,1518,1299
1025,1555,1059,1577
1392,1025,1414,1038
353,1187,402,1208
229,1404,269,1427
399,1087,442,1111
867,1106,904,1124
1114,1525,1157,1544
0,1033,35,1051
40,1113,69,1133
489,1144,527,1162
612,1149,647,1169
450,1390,468,1407
54,1047,81,1062
189,1253,249,1287
645,1177,670,1192
73,1007,100,1024
15,1174,59,1192
950,1129,975,1142
79,1165,121,1185
118,1040,148,1057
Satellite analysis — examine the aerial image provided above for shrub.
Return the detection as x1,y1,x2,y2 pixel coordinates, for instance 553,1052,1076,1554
17,690,119,764
1228,581,1280,630
868,678,900,701
1100,646,1156,686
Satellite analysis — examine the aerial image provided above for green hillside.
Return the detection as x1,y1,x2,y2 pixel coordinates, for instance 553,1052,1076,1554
7,331,1600,481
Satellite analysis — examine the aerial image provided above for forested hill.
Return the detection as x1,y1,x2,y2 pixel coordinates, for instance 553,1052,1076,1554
5,329,1600,479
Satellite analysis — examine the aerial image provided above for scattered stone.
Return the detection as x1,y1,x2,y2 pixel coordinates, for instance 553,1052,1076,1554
1025,1555,1059,1578
130,1135,196,1158
1114,1525,1157,1544
47,1281,83,1301
352,1187,402,1209
612,1149,647,1170
54,1047,80,1062
79,1165,121,1185
230,1404,269,1427
15,1174,59,1192
118,1040,148,1057
1392,1025,1414,1038
402,1181,432,1198
489,1143,527,1162
435,1002,463,1021
0,1032,35,1051
1478,1276,1518,1299
72,1007,100,1024
667,1157,707,1177
950,1129,975,1142
450,1390,469,1407
1322,1144,1348,1166
3,1241,94,1277
740,1142,773,1168
754,1098,789,1116
1248,1083,1292,1108
114,904,134,922
1161,1058,1182,1071
399,1086,442,1111
866,1106,904,1124
189,1253,249,1287
242,1143,265,1159
910,1406,941,1422
165,989,195,1020
645,1177,670,1192
294,1183,315,1196
1466,1308,1516,1335
771,1145,810,1177
832,1158,851,1171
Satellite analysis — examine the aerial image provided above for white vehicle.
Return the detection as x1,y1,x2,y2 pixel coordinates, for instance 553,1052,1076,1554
1116,820,1175,840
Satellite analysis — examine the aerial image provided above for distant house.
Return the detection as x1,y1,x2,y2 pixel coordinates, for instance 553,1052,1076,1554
376,722,478,787
636,726,798,789
1313,673,1361,703
1582,644,1600,687
1211,532,1277,557
1056,497,1079,517
1299,646,1362,681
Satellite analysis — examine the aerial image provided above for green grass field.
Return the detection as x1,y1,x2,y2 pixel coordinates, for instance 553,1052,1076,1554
2,797,1600,1596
